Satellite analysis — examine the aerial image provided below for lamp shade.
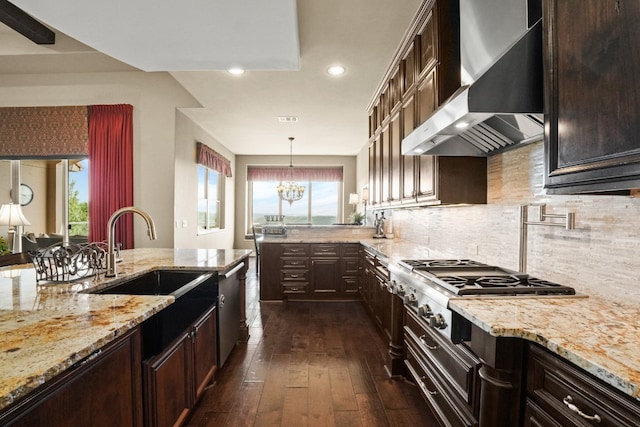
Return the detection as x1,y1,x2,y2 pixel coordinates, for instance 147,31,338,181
349,193,359,205
0,203,31,227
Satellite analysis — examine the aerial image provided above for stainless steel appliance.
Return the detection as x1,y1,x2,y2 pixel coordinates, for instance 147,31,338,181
389,259,576,343
218,262,244,367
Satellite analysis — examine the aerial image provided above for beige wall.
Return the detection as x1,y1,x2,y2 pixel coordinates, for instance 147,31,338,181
173,110,235,249
382,141,640,307
0,71,202,248
233,155,358,250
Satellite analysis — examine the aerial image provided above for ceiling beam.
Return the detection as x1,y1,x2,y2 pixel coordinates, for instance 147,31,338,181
0,0,54,44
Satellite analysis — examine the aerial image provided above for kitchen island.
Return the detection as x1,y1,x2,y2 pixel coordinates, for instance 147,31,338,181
0,248,251,418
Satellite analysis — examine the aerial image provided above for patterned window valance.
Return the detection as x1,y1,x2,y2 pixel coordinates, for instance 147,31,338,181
197,142,232,177
247,166,343,182
0,106,89,158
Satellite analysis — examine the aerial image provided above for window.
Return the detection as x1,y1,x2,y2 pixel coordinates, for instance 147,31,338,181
247,166,343,230
250,180,341,227
198,165,225,233
68,158,89,236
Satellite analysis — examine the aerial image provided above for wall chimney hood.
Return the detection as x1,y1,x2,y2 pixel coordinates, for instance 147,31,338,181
402,0,543,157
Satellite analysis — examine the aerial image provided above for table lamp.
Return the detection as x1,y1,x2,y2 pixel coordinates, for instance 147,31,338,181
0,203,31,253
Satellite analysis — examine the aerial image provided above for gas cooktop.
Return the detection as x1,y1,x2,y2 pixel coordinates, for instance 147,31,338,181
399,259,576,297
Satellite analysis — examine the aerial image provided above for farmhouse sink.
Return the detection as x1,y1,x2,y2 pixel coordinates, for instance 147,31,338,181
92,270,214,298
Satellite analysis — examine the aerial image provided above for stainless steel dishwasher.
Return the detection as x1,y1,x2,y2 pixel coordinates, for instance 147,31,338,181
217,262,244,367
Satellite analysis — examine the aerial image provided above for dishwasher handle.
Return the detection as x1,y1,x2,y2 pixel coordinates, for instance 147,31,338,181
223,262,245,279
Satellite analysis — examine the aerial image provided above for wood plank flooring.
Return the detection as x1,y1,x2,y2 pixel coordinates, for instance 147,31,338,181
185,257,438,427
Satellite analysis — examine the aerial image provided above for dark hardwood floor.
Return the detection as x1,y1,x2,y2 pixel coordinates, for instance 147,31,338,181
185,256,438,427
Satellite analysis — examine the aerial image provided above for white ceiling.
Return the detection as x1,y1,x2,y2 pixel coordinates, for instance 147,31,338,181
1,0,422,156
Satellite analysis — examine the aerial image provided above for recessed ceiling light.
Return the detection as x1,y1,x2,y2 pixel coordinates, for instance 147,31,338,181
228,68,245,75
327,65,345,76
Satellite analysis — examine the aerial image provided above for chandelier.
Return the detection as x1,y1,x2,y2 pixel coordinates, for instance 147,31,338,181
277,137,305,205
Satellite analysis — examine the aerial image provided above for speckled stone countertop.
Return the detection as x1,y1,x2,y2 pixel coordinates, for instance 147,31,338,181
267,236,640,401
0,248,251,411
449,297,640,400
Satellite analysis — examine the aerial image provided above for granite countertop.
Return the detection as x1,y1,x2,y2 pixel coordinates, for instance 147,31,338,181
449,296,640,400
0,248,251,411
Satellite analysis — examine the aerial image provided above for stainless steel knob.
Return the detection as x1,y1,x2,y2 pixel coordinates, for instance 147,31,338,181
417,304,432,317
404,293,417,305
429,313,446,329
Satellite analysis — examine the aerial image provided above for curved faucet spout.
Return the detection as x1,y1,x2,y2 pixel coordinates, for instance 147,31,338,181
105,206,157,277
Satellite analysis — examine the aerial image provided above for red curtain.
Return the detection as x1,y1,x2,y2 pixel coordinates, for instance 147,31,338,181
88,104,134,248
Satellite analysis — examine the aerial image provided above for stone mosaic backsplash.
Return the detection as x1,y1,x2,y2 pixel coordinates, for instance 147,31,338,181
389,141,640,307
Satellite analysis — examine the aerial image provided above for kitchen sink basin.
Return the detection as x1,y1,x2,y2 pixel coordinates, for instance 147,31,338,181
92,270,214,298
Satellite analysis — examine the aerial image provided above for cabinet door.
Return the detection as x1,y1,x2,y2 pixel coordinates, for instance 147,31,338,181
143,333,192,427
310,258,339,296
402,42,416,95
389,112,402,204
193,305,217,399
1,328,143,427
401,96,417,201
380,125,391,204
259,243,282,300
369,136,382,206
417,9,436,77
544,0,640,194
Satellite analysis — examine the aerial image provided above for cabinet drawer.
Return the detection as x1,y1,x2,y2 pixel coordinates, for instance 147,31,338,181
527,344,640,427
405,341,477,427
342,244,360,257
282,244,309,256
404,308,480,406
311,244,339,257
341,258,359,276
281,258,309,269
282,283,308,294
280,270,309,282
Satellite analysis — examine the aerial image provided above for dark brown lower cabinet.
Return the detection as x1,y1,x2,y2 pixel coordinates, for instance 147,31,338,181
0,327,143,427
143,305,217,427
404,308,481,427
260,242,361,300
525,343,640,427
144,332,192,427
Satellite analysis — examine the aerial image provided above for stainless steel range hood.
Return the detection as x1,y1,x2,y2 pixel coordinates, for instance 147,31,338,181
402,0,543,157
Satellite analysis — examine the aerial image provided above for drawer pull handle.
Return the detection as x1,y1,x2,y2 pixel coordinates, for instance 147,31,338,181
563,396,601,423
419,376,437,395
419,335,439,350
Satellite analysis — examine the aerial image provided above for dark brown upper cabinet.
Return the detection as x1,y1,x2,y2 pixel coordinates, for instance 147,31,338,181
544,0,640,194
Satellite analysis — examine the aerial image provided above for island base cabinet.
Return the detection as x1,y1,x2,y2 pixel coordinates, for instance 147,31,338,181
143,305,218,427
143,333,192,427
0,327,143,427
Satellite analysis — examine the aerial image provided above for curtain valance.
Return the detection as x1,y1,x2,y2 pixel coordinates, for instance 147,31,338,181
247,166,343,182
0,106,89,158
197,142,232,177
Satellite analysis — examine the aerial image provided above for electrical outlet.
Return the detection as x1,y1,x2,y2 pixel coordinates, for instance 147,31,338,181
181,220,188,228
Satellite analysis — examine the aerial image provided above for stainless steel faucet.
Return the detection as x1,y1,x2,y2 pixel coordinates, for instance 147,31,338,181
105,206,157,277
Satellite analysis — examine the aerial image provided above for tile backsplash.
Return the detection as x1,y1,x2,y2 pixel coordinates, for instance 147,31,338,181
389,141,640,307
